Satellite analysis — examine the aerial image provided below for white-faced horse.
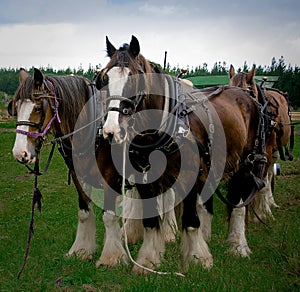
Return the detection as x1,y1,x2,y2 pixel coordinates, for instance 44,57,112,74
9,68,104,262
9,68,178,274
96,35,269,273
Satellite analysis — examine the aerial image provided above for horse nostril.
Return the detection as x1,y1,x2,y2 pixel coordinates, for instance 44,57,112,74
19,151,29,164
21,156,28,164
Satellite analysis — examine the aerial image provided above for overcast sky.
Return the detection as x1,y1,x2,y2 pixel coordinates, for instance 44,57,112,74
0,0,299,72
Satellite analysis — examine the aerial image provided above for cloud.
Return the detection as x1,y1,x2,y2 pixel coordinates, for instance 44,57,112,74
0,0,299,71
138,3,177,16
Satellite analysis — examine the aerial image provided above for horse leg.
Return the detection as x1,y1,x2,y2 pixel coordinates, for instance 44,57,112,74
182,185,213,272
159,188,178,243
122,187,178,245
197,195,213,242
122,184,143,244
251,167,274,222
132,184,165,275
96,183,128,267
251,151,279,222
67,170,96,260
269,151,280,208
227,175,251,257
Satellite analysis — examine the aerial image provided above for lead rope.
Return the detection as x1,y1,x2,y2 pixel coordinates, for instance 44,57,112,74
121,142,184,277
17,160,42,279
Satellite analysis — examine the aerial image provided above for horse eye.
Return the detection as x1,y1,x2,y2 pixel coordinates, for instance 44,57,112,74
102,74,108,86
34,103,43,113
95,73,109,90
8,100,17,116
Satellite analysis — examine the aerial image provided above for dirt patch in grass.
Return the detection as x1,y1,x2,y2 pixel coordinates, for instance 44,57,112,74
14,173,33,181
0,108,10,121
0,128,15,132
286,195,300,207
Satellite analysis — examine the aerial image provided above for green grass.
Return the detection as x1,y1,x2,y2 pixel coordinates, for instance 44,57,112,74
0,119,299,291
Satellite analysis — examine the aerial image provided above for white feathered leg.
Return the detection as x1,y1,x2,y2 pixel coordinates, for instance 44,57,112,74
132,227,165,275
251,163,279,222
197,196,213,242
96,211,128,267
182,227,213,273
67,204,97,260
122,187,143,244
227,204,251,257
160,188,178,243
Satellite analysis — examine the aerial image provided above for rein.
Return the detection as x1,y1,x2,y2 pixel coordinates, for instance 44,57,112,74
15,79,105,278
121,141,184,277
17,160,43,279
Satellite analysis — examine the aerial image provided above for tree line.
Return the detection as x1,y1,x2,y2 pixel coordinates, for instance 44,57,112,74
0,56,299,108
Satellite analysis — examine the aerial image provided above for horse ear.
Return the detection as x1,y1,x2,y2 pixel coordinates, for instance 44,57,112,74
106,36,116,58
8,100,17,117
34,68,44,88
246,65,256,83
229,64,235,79
19,68,29,83
129,35,140,57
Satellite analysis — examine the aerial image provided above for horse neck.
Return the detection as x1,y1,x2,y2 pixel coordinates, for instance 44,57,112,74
51,77,91,137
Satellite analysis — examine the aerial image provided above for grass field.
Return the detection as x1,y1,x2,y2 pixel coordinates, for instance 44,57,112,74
0,113,299,291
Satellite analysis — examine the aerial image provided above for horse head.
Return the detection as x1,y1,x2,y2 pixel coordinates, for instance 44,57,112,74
8,68,59,164
97,35,164,144
229,65,258,99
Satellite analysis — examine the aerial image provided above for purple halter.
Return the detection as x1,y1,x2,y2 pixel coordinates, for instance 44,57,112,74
16,80,61,138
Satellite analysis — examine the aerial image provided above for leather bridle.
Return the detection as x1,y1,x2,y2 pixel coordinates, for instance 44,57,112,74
15,80,61,138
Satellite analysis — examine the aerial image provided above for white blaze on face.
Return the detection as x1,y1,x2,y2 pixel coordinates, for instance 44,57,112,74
12,99,37,164
103,67,130,143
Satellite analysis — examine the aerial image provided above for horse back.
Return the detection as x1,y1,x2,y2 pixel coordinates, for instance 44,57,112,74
188,87,260,175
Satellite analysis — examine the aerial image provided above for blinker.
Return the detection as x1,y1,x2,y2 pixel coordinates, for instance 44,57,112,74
8,100,17,116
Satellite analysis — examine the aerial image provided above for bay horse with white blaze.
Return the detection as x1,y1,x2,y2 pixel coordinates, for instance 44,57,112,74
229,65,293,221
96,35,269,273
8,68,106,262
9,68,178,273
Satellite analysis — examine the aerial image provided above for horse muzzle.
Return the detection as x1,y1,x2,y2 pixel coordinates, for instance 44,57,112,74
13,145,37,165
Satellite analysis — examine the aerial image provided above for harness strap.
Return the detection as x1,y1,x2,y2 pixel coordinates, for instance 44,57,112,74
215,187,255,208
16,121,41,128
107,95,136,106
17,161,42,279
16,80,61,138
25,141,56,175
